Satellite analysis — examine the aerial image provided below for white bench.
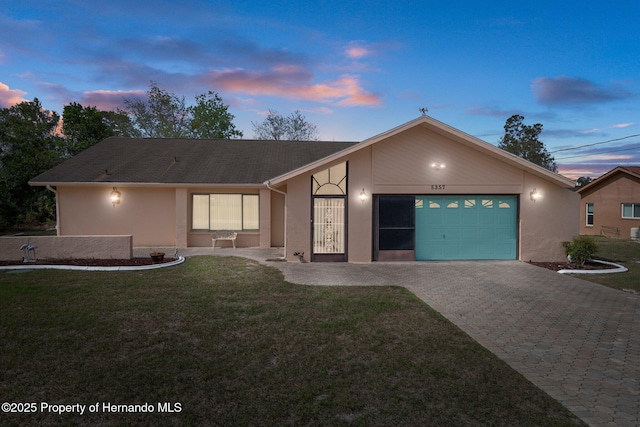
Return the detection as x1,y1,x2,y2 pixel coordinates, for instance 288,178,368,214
212,231,237,249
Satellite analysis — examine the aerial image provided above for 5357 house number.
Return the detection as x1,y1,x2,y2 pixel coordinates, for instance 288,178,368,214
431,185,446,190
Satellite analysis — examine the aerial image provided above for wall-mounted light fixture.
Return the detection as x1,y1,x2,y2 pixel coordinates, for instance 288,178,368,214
530,188,541,202
431,162,446,171
110,186,121,207
359,188,368,203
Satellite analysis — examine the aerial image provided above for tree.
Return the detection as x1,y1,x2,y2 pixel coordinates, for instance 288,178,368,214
123,82,190,138
189,91,243,139
575,176,593,188
62,103,139,156
498,115,557,172
0,98,62,228
62,103,130,156
252,110,319,141
123,82,242,139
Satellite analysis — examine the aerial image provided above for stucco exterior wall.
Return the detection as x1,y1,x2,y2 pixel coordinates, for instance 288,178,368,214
347,147,374,263
372,127,523,194
282,125,578,263
579,174,640,238
55,185,282,250
519,173,580,261
57,186,176,246
58,186,176,247
284,175,312,261
270,191,285,247
0,235,132,261
283,150,373,263
370,127,578,261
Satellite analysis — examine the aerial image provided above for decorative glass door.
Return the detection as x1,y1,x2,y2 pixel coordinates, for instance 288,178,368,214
313,198,345,254
311,163,347,261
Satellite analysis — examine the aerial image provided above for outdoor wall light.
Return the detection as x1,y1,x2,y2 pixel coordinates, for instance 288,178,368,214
110,186,121,206
431,162,446,170
359,188,368,203
530,188,541,202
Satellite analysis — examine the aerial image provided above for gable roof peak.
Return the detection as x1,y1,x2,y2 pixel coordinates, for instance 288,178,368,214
268,115,575,188
577,165,640,193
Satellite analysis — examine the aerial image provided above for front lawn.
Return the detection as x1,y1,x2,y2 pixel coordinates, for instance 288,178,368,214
0,256,583,426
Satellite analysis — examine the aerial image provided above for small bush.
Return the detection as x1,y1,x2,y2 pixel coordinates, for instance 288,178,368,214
563,235,598,265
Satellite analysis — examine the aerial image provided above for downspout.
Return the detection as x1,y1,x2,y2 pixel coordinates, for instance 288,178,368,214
46,185,60,236
265,181,287,261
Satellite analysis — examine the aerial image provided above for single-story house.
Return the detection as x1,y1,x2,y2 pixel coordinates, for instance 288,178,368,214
577,166,640,239
30,116,579,262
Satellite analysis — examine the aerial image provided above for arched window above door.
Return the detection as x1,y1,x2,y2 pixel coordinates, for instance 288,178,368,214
312,162,347,195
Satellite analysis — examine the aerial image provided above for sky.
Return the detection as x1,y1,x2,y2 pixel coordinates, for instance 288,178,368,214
1,0,639,179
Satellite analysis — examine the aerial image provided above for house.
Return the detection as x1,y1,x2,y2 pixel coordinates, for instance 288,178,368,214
577,166,640,239
30,116,579,262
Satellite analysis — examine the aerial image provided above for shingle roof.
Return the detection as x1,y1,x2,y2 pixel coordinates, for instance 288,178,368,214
577,165,640,194
30,137,358,185
620,166,640,176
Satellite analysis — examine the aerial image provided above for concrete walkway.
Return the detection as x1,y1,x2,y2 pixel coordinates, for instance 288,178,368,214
141,247,640,426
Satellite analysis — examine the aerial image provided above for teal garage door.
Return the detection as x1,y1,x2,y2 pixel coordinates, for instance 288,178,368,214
415,195,517,260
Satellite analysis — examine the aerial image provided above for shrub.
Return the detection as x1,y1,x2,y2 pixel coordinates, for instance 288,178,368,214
563,235,598,265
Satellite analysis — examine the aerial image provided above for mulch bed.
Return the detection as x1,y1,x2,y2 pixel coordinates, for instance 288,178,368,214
0,258,177,267
528,260,618,272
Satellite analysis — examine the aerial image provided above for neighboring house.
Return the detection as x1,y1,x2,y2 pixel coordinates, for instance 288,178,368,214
577,166,640,239
30,116,579,262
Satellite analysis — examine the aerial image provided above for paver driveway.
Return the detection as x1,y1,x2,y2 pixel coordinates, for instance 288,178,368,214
272,260,640,427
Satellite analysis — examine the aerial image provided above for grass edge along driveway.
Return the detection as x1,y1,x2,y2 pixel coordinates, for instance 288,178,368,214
0,256,584,426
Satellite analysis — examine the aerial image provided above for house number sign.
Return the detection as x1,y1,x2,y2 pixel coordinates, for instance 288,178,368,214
431,185,446,190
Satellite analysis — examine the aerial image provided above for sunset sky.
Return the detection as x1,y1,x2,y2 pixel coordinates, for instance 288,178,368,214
1,0,639,178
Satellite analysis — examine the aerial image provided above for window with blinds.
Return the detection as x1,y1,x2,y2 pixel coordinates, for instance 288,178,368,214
192,194,259,230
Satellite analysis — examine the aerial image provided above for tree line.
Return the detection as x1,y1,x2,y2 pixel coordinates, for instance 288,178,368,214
0,82,320,230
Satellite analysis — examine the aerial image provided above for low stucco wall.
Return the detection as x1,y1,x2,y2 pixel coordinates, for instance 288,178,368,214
0,235,132,261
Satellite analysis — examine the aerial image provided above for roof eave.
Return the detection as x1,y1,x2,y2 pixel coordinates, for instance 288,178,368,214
29,181,267,188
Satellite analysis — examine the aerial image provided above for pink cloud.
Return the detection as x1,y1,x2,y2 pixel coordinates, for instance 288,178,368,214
334,75,381,106
0,82,28,107
207,66,381,106
558,159,637,179
345,46,370,59
556,167,599,180
79,89,145,111
611,123,634,128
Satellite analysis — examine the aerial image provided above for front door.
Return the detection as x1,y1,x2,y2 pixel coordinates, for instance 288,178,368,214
312,197,346,261
311,162,347,262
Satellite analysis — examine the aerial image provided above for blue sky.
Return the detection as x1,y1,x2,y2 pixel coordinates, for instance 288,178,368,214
1,0,639,178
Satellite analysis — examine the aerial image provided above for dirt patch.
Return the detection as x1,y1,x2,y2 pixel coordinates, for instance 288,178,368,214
0,258,177,267
528,260,618,272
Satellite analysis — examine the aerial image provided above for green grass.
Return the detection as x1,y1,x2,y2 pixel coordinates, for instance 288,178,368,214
0,256,584,426
568,236,640,292
0,228,57,236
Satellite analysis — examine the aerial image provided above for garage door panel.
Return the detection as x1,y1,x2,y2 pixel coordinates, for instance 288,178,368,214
415,195,517,260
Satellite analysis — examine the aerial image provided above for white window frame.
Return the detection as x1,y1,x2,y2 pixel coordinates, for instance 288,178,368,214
192,194,259,231
621,203,640,219
586,203,594,227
